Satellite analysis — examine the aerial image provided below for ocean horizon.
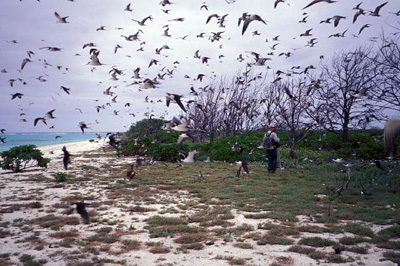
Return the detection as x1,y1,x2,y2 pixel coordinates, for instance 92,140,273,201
0,132,110,152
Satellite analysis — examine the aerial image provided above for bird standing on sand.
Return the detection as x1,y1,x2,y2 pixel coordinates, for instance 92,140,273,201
62,146,72,170
126,164,136,180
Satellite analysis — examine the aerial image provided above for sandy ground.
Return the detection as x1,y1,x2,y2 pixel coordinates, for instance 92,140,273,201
0,140,397,266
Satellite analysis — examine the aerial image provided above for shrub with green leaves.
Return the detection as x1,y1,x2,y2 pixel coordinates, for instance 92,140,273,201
53,172,66,182
0,145,50,173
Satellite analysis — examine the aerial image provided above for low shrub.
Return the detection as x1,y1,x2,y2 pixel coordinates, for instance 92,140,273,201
53,172,66,182
0,145,50,173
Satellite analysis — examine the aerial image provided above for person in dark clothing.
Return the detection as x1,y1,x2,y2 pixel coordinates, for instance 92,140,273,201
62,146,72,170
262,125,280,173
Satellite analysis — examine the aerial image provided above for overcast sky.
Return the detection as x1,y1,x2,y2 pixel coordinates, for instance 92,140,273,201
0,0,399,133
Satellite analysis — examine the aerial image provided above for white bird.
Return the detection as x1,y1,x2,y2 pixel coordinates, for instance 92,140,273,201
54,12,69,23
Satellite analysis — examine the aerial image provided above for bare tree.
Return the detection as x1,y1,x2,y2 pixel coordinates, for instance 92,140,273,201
275,78,315,157
316,47,382,142
370,34,400,111
187,70,265,141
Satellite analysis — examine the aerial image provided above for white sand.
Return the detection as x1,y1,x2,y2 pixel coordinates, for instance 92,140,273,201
38,139,107,159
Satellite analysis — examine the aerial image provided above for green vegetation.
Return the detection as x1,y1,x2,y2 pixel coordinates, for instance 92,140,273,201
0,145,50,172
53,172,67,182
122,119,388,161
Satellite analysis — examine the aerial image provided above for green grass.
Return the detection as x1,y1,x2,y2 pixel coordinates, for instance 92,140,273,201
339,236,369,245
298,237,336,247
257,235,294,245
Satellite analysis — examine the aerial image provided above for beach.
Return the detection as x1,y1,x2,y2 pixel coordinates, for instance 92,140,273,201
0,140,397,266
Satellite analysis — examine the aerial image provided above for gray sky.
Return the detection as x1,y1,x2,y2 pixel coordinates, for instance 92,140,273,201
0,0,399,133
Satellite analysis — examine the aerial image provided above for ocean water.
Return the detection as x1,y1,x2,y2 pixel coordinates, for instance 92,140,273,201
0,133,105,152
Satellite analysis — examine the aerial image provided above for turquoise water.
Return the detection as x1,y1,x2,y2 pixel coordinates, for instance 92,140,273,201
0,133,106,152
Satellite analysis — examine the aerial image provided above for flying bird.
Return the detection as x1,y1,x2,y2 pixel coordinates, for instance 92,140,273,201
166,93,187,112
45,109,56,119
79,122,88,133
11,93,24,100
238,13,266,35
370,2,388,17
21,58,32,70
60,86,71,94
65,202,90,223
55,11,69,23
34,117,47,127
303,0,336,10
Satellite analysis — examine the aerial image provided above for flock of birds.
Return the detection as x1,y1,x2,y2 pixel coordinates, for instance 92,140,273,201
0,0,398,139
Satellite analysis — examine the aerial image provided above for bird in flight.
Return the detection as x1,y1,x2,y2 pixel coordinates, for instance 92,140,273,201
65,202,90,223
238,13,266,35
303,0,336,10
55,11,69,23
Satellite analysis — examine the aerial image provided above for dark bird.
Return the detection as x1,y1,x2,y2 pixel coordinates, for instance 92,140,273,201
274,0,285,9
384,117,400,154
126,164,136,180
34,117,47,127
60,86,71,94
21,58,32,70
358,24,370,35
11,93,24,100
370,2,388,17
332,15,346,27
239,13,266,35
124,3,133,12
303,0,336,10
236,161,249,177
132,15,153,26
0,137,6,143
79,122,88,133
0,129,5,134
40,46,62,52
65,202,90,223
166,93,186,112
62,146,72,170
284,87,295,100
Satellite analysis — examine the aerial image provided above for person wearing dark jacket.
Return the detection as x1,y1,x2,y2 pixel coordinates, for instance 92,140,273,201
262,125,280,173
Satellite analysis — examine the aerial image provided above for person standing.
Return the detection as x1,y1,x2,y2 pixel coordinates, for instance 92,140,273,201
263,125,280,173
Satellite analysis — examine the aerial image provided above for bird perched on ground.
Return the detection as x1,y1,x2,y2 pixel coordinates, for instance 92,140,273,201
384,117,400,155
65,202,90,223
126,164,136,180
62,146,72,170
236,161,250,177
197,170,204,181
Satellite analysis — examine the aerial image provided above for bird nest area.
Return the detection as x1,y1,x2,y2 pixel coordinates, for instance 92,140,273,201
0,148,399,266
